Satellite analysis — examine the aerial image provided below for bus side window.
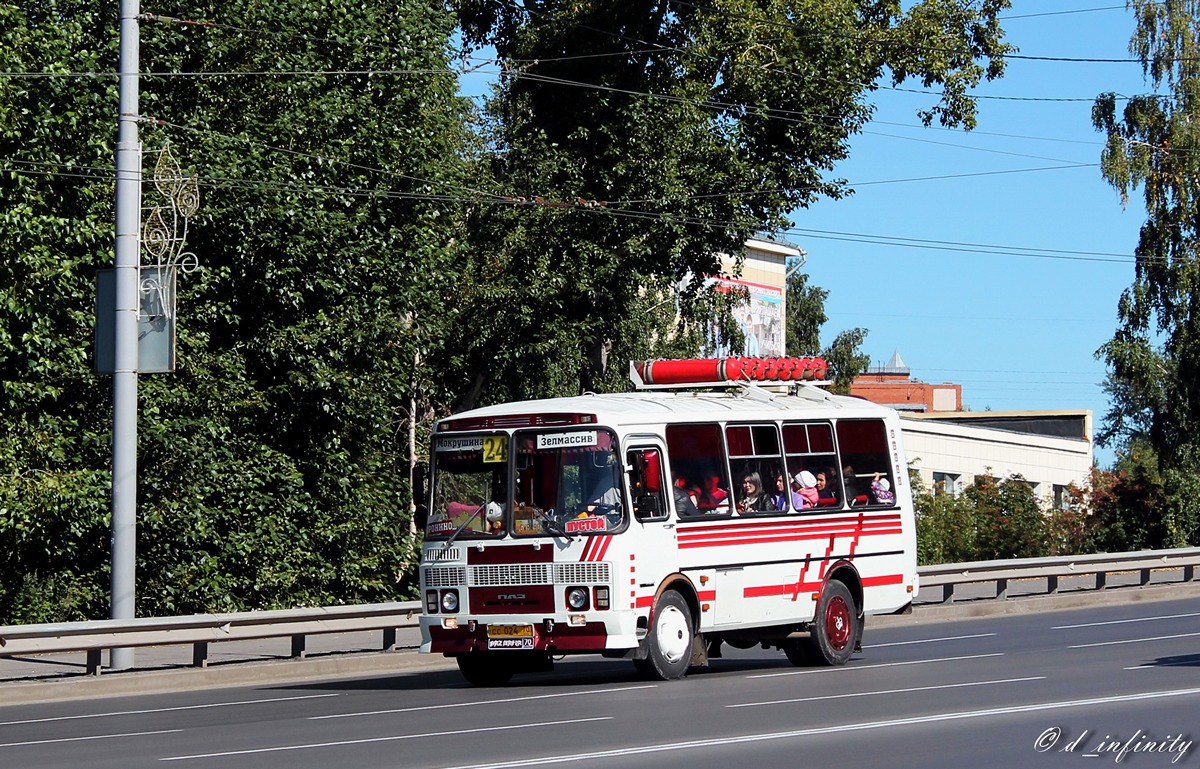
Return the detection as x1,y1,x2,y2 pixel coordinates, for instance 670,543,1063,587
726,423,784,515
628,447,667,521
666,424,733,516
835,419,895,507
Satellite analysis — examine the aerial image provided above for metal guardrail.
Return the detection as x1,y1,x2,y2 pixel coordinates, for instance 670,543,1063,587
0,601,421,675
918,547,1200,603
2,547,1200,677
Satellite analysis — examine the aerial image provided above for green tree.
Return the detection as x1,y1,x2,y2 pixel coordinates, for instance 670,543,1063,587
912,472,976,565
1093,0,1200,491
964,474,1046,560
0,1,123,621
0,0,470,622
453,0,1012,400
785,265,825,356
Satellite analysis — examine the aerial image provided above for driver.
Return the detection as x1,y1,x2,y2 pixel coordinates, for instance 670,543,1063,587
582,453,622,514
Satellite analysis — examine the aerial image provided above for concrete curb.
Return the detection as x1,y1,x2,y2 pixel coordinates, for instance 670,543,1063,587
3,581,1199,707
0,649,460,707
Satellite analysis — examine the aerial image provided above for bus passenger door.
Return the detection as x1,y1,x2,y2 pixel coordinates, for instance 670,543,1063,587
625,441,676,605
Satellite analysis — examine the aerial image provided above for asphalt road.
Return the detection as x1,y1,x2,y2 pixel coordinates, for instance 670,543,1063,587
3,596,1199,769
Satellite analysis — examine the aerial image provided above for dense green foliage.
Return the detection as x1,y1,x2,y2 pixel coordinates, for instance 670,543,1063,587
1,0,469,622
913,460,1198,566
1,0,1014,624
1089,0,1200,548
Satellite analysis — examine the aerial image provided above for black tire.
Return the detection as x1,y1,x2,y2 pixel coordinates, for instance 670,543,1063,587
632,590,694,680
456,654,515,687
809,580,860,666
782,637,818,666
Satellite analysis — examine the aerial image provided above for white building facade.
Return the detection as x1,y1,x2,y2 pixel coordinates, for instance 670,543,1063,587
900,410,1093,508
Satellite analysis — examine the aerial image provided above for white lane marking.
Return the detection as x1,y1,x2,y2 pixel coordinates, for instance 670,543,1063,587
0,694,339,727
1054,611,1200,630
727,676,1044,708
1069,631,1200,649
747,652,1003,678
868,633,995,648
1,729,181,748
310,684,657,720
158,717,611,761
436,687,1200,769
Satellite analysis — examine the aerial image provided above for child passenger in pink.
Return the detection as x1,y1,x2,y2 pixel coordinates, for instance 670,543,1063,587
792,471,819,509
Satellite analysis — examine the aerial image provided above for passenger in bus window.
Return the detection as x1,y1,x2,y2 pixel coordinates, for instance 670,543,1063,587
793,471,818,509
871,472,896,505
700,475,729,512
737,471,771,514
673,474,701,517
843,463,868,505
814,468,838,506
771,472,790,511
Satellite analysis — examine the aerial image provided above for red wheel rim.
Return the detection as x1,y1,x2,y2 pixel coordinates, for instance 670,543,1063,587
824,595,851,651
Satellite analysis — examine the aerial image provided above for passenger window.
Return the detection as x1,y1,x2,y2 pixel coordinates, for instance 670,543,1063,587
834,420,897,507
783,422,842,510
665,424,733,517
726,423,786,515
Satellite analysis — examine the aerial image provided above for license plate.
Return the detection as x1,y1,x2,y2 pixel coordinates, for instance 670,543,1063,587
487,624,535,650
487,623,534,638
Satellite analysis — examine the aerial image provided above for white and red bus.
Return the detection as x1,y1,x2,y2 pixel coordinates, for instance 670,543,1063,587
418,358,917,685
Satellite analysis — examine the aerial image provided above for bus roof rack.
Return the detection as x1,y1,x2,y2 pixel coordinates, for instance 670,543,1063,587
629,358,833,392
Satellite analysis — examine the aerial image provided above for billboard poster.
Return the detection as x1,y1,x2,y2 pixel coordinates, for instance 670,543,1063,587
706,276,785,357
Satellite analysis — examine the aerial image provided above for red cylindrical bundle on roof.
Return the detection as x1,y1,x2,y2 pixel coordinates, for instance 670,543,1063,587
637,358,724,385
635,356,830,386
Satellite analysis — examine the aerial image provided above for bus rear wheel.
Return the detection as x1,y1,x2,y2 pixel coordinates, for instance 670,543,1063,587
809,580,860,666
456,654,515,687
633,590,694,680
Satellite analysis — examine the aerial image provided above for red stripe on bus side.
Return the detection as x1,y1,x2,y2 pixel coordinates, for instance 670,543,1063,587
678,527,903,549
861,573,905,587
744,572,905,599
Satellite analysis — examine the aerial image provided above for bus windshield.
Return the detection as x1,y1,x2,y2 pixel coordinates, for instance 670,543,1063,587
511,428,624,537
426,435,510,541
426,428,625,540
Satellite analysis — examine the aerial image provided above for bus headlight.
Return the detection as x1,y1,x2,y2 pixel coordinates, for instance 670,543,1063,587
440,589,460,613
565,586,590,611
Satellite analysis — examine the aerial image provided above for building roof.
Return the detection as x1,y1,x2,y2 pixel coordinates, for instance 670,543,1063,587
902,409,1093,442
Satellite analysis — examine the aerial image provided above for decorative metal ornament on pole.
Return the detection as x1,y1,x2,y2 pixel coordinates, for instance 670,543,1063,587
111,0,142,671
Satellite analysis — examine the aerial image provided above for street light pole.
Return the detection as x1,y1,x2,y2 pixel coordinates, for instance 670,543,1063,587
111,0,142,671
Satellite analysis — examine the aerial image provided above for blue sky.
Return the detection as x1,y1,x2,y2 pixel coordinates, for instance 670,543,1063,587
796,2,1149,469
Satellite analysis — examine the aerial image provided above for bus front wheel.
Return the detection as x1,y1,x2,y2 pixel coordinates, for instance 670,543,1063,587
633,590,694,680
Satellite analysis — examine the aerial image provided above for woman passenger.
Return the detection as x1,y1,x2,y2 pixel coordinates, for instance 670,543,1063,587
738,471,770,513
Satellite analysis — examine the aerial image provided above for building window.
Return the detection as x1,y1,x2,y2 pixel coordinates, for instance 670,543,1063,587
932,471,960,496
